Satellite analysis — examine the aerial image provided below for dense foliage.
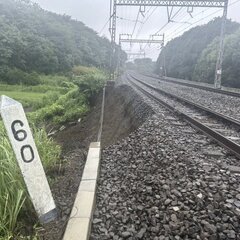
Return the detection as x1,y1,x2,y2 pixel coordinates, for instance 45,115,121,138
193,29,240,88
0,66,106,238
0,0,126,84
0,1,111,238
156,18,240,87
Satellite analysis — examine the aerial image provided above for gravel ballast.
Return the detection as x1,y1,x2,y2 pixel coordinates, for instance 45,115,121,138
133,72,240,121
91,76,240,240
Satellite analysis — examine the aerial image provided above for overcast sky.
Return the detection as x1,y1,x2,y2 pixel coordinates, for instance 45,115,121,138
33,0,240,60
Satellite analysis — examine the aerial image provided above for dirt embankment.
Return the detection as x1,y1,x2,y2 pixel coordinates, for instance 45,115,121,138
39,83,153,240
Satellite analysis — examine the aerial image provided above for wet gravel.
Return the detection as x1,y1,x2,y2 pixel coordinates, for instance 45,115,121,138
132,72,240,121
129,76,240,146
91,76,240,240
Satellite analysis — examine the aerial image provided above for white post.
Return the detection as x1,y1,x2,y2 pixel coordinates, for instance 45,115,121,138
0,95,57,224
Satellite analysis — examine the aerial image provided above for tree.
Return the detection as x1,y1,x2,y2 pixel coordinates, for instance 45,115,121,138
193,29,240,87
155,18,239,82
0,0,127,83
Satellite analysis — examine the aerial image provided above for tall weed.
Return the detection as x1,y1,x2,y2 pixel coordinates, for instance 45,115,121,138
0,123,61,238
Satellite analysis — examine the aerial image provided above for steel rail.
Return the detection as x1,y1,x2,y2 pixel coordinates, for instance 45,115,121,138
127,74,240,159
143,73,240,98
129,73,240,128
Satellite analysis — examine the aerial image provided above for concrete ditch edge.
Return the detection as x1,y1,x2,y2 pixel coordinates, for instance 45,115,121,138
63,142,101,240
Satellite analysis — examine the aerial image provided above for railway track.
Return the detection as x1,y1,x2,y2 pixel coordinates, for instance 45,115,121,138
127,73,240,159
143,73,240,98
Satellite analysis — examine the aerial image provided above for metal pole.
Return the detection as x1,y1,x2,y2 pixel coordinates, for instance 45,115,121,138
110,0,117,80
109,0,112,34
117,40,121,76
214,0,228,89
97,87,106,142
163,47,167,77
109,0,113,79
162,34,167,77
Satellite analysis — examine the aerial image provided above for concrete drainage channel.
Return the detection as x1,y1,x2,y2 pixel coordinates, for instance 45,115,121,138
63,142,101,240
63,81,111,240
59,79,154,240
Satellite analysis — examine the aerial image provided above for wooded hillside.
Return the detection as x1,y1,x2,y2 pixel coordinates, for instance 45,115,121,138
0,0,126,83
156,18,240,87
193,28,240,87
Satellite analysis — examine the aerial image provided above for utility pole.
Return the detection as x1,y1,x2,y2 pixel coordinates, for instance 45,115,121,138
161,34,167,77
162,47,167,77
109,0,117,79
214,0,228,89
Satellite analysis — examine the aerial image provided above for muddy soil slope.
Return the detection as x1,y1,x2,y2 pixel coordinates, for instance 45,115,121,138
39,83,153,240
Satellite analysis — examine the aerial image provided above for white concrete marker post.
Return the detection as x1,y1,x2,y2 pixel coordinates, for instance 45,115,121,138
0,95,57,224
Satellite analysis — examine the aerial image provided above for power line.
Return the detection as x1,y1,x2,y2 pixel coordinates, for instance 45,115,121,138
167,10,220,40
166,0,240,41
136,6,158,38
144,0,239,61
132,8,141,36
154,7,183,35
130,7,158,51
117,0,240,60
99,17,111,35
117,16,143,23
165,8,215,39
142,7,184,51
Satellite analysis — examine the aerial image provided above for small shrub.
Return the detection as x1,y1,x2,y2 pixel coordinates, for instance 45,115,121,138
72,66,107,100
30,85,89,125
3,68,41,86
39,75,71,87
72,66,100,76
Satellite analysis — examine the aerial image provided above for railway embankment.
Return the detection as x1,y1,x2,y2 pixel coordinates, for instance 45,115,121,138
41,81,153,239
90,74,240,240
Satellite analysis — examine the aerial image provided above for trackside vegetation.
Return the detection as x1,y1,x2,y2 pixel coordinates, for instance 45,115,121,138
0,0,111,238
0,122,61,239
0,66,107,239
193,28,240,88
0,0,126,81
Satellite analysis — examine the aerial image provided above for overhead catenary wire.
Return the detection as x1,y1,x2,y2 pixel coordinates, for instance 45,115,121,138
142,7,183,51
118,0,240,61
122,6,159,54
166,0,240,42
99,16,111,35
165,8,220,40
165,0,240,42
117,16,144,24
131,7,141,36
135,6,158,38
154,7,184,35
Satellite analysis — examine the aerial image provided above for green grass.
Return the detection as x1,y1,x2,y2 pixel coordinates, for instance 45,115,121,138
0,90,45,108
0,67,107,239
0,75,71,109
0,122,61,239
